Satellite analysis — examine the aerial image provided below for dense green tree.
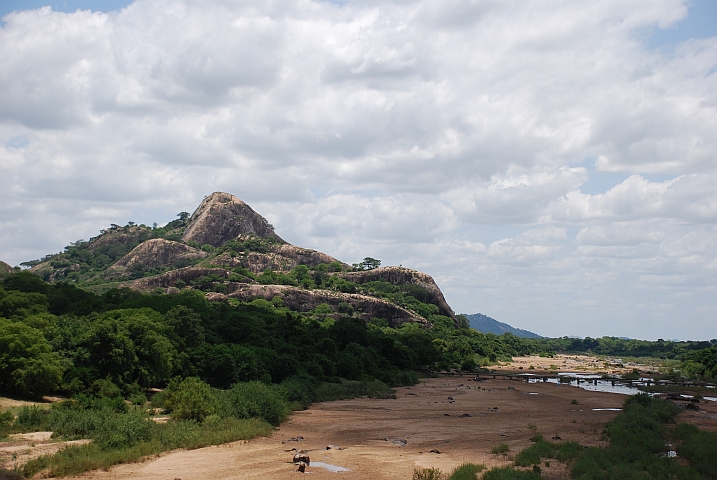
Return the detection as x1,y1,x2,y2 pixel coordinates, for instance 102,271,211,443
82,309,177,390
162,376,218,422
0,318,64,397
0,291,49,318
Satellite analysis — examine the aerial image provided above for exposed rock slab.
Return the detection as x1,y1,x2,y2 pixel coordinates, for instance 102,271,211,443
226,284,428,327
88,225,151,252
182,192,283,247
113,239,207,270
126,267,233,290
213,244,346,273
337,267,455,320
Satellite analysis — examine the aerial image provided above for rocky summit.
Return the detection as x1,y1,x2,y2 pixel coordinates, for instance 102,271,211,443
23,192,456,327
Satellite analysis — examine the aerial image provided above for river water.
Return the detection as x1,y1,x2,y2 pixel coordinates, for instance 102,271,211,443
518,373,717,400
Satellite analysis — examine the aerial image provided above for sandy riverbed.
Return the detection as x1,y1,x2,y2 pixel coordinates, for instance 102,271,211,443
5,373,716,479
491,354,661,375
57,376,650,480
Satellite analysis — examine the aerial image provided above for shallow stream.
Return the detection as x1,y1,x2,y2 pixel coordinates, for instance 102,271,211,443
519,373,717,400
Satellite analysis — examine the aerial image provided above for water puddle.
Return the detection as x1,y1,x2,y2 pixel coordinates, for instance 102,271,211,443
518,373,717,397
312,462,351,473
592,408,622,411
539,377,643,395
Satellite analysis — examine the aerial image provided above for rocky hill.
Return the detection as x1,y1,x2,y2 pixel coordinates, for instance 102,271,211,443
0,260,14,279
182,192,283,246
22,192,456,327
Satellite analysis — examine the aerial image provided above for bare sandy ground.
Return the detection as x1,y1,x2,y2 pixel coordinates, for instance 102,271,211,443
58,377,643,480
0,432,90,471
491,354,660,375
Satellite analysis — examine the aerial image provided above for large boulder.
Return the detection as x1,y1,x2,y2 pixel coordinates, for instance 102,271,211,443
125,267,234,290
87,225,151,252
226,284,428,327
212,244,347,274
337,266,455,320
182,192,283,247
113,239,207,271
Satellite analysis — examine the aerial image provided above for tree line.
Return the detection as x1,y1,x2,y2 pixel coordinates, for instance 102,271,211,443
0,271,549,399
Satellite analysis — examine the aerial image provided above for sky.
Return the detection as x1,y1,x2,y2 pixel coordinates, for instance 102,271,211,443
1,0,716,341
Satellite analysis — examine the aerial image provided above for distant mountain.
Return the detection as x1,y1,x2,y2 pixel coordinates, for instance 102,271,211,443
463,313,542,338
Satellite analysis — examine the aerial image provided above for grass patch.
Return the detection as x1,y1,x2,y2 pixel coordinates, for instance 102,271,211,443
637,384,716,395
447,462,485,480
570,393,716,479
23,417,271,477
413,467,444,480
672,423,717,478
482,466,541,480
491,443,510,454
313,378,394,402
0,468,23,480
514,439,582,466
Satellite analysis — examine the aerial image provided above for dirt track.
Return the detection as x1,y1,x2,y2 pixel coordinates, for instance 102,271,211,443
64,377,640,480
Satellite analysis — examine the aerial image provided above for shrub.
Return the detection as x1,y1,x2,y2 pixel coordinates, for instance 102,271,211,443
162,377,218,422
514,441,554,466
220,381,288,426
447,463,485,480
90,378,122,399
130,393,147,406
280,376,316,410
413,467,443,480
491,443,510,455
570,395,695,479
482,466,541,480
16,405,47,429
0,410,14,426
673,422,717,478
91,410,151,450
0,319,64,397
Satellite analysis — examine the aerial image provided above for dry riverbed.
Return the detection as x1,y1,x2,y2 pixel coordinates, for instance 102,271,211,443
5,374,715,479
55,377,638,480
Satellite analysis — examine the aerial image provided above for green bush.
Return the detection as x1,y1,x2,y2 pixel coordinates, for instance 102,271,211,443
0,410,13,426
491,443,509,454
482,466,541,480
280,376,316,410
91,410,151,450
673,422,717,478
40,401,150,450
570,394,702,480
220,381,288,426
313,378,393,403
0,318,64,398
447,463,485,480
162,377,218,422
16,405,47,429
514,441,552,466
130,393,147,406
514,439,582,467
413,467,443,480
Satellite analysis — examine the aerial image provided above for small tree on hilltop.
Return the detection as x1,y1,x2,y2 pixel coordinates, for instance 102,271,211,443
352,257,381,271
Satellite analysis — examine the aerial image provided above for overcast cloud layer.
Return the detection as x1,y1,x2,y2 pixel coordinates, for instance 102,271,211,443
1,0,716,340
